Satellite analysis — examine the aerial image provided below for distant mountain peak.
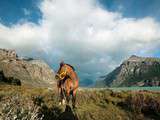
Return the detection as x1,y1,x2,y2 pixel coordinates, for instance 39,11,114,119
127,55,141,61
131,54,138,57
129,55,139,59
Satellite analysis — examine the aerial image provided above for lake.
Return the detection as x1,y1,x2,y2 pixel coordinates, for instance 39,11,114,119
80,87,160,91
109,86,160,91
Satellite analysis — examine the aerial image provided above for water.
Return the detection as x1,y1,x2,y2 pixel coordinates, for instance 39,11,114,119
109,87,160,91
79,87,160,92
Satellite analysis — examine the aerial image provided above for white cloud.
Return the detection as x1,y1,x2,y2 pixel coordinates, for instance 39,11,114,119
0,0,160,83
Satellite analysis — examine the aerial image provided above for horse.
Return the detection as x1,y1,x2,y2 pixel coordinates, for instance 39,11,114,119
55,62,79,108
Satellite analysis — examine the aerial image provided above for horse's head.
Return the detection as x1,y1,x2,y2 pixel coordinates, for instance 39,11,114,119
55,62,67,80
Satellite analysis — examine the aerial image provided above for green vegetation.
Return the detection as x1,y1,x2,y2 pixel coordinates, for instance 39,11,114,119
0,85,160,120
145,57,160,62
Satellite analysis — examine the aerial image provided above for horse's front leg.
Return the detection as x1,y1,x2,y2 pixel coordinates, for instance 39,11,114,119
58,87,65,105
58,87,62,105
64,79,71,105
66,87,70,105
61,87,66,105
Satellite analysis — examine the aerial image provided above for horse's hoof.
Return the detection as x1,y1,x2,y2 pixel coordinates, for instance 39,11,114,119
62,99,65,105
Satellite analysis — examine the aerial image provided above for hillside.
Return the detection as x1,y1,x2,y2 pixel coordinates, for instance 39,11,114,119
0,48,56,87
98,55,160,87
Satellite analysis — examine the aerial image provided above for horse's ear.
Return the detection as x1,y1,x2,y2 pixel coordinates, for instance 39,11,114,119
60,60,65,66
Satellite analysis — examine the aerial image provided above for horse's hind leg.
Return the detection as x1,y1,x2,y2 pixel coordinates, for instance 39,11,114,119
72,89,77,109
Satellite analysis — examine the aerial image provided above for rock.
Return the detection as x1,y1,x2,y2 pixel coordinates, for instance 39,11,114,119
0,48,56,87
0,48,17,60
99,55,160,87
0,71,21,85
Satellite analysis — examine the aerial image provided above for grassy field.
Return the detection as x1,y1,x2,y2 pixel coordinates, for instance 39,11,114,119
0,85,160,120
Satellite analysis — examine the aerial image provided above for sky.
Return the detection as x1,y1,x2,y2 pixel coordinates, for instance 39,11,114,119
0,0,160,86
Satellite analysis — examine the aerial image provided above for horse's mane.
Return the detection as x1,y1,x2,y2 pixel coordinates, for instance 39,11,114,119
65,64,75,71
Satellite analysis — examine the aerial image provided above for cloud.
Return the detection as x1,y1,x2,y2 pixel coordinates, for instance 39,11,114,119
0,0,160,85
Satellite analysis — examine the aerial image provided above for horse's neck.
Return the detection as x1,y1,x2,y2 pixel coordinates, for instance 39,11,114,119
64,64,78,81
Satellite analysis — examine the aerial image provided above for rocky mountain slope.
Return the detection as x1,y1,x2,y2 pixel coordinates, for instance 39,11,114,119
0,48,56,87
99,55,160,87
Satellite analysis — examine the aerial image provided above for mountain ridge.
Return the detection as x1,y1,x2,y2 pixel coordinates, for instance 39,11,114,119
0,48,56,87
98,55,160,87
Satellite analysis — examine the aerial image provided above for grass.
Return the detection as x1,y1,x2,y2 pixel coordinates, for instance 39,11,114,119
0,85,160,120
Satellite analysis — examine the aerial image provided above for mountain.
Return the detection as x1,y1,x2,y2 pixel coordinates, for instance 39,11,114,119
0,48,56,87
98,55,160,87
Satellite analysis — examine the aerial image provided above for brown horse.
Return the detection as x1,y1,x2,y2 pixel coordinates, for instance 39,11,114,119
56,62,79,108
